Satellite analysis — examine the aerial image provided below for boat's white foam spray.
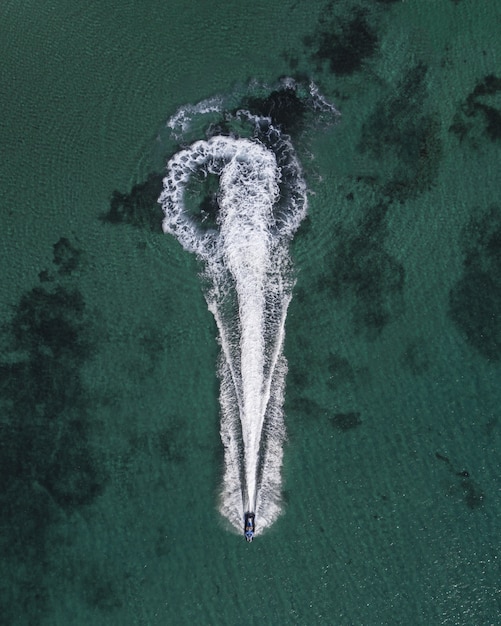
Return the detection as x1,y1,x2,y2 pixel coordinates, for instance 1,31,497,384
159,83,337,536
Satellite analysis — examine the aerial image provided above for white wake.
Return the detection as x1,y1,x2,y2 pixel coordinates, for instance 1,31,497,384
157,81,337,536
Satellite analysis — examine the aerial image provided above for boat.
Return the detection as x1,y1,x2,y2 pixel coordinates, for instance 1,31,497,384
244,512,255,542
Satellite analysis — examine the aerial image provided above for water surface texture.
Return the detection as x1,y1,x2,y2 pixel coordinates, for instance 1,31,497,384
0,1,500,624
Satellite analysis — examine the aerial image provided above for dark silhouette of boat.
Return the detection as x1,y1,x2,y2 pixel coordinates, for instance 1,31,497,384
244,512,255,542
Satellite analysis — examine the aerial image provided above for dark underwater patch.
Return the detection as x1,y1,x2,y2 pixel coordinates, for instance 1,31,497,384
326,352,370,390
212,79,326,143
242,86,309,135
53,236,82,275
101,172,165,231
124,323,171,382
305,6,378,76
80,563,125,613
318,199,405,337
358,63,442,200
183,171,221,232
400,339,430,375
0,258,107,619
285,329,315,392
154,524,171,558
461,478,485,509
330,411,362,431
12,286,89,361
154,424,186,463
435,452,486,509
327,353,356,387
450,74,501,145
286,395,323,419
449,206,501,361
38,268,53,282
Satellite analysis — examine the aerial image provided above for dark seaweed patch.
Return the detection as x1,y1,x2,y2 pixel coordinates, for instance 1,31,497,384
285,326,315,391
330,411,362,431
400,339,430,375
449,206,501,361
154,524,171,558
305,7,378,76
154,424,186,463
286,395,323,419
450,74,501,144
80,565,124,613
471,74,501,98
318,200,405,337
2,284,106,512
38,268,53,283
12,286,89,361
327,353,356,387
243,86,308,135
101,172,164,231
0,265,107,619
125,324,170,381
358,63,442,200
436,453,486,509
286,358,311,394
461,479,485,509
53,237,82,275
42,444,105,508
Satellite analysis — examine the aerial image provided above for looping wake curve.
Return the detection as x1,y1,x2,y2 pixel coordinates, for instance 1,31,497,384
159,81,336,537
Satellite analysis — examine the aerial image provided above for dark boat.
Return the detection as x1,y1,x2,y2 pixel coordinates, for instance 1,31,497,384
244,512,255,542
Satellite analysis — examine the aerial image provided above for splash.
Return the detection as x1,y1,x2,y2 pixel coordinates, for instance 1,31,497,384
159,81,337,536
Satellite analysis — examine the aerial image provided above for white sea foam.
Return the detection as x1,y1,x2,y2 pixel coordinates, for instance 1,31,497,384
159,83,335,537
167,96,224,140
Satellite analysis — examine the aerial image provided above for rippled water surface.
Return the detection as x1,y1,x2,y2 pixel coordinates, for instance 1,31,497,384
1,1,500,623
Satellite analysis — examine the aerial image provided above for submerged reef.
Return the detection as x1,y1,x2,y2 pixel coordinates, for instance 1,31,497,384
297,0,402,80
400,339,430,376
101,172,164,231
330,411,362,431
450,74,501,145
449,206,501,361
53,236,82,275
0,238,107,622
318,198,405,338
358,63,442,200
242,86,309,135
304,5,378,76
291,6,442,201
435,452,485,510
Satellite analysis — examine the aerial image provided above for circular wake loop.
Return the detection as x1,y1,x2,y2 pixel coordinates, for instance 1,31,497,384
159,80,337,538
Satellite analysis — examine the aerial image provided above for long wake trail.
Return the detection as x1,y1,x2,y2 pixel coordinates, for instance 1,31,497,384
158,82,337,539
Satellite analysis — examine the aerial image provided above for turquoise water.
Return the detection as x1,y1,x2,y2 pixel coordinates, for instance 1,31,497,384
1,0,500,624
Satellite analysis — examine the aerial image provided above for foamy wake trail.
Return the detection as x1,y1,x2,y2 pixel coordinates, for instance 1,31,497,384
160,118,309,536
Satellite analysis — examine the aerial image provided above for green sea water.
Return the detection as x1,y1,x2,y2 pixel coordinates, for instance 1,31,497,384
1,0,500,624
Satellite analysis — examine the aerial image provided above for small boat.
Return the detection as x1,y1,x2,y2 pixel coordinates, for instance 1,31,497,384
244,512,255,542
